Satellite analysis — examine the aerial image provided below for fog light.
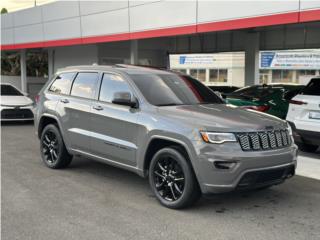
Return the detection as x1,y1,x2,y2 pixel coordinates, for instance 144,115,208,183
214,161,237,170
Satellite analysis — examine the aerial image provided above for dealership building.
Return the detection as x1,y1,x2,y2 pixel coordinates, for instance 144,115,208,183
1,0,320,97
170,49,320,86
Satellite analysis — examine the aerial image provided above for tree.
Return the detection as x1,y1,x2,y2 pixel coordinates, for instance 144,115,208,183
1,8,8,14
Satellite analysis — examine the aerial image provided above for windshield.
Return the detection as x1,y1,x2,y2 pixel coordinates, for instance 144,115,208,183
1,85,23,96
129,74,223,106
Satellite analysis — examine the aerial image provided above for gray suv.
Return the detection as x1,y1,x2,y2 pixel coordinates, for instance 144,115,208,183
34,65,297,209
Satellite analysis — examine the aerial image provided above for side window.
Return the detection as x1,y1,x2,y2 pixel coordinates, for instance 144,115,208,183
70,72,99,99
99,73,131,103
49,72,75,94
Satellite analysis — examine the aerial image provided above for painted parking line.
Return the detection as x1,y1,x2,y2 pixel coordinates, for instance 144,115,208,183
296,152,320,180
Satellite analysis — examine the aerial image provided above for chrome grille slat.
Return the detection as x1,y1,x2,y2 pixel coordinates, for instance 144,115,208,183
236,129,290,151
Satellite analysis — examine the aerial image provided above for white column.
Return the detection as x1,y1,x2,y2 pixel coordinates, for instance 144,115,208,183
48,49,54,80
20,49,27,92
130,40,138,65
245,33,260,86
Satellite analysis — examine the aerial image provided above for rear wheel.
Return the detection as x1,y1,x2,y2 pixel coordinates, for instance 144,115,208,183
40,124,72,169
297,142,318,153
149,147,200,209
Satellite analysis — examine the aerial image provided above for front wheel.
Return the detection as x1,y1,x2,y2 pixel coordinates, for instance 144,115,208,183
149,147,200,209
40,124,72,169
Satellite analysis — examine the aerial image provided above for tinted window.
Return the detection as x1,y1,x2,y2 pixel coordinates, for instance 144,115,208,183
71,72,99,99
49,72,75,95
300,79,320,96
99,73,131,103
0,85,23,96
129,74,223,106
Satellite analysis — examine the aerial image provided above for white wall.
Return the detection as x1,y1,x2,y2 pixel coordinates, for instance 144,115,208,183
2,0,319,47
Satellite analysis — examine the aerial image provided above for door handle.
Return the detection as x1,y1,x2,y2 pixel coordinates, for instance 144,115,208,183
60,98,69,104
93,105,103,111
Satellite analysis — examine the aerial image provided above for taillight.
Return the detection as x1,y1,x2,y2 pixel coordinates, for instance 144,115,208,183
35,95,40,104
289,100,307,105
242,105,270,112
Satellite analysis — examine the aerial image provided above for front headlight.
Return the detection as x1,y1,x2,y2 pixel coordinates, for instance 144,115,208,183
200,132,237,144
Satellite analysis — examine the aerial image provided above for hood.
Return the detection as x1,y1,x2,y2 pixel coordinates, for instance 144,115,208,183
158,104,286,132
0,95,33,106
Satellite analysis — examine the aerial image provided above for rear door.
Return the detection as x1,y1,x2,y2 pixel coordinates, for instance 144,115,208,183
287,79,320,132
57,71,100,153
90,72,140,167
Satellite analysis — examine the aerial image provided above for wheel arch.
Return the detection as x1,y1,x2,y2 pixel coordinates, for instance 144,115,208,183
37,114,62,139
142,136,196,177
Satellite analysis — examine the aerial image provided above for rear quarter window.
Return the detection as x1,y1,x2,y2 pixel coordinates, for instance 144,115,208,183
300,79,320,96
49,72,75,95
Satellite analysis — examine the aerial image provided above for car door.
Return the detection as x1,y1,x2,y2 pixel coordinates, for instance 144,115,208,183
90,72,140,167
56,71,100,153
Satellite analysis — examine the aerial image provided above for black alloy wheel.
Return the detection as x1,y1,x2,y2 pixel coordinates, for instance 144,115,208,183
40,124,72,169
153,155,185,202
149,147,200,209
42,130,59,164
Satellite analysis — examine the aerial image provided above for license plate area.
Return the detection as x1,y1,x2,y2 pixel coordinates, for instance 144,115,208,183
309,111,320,120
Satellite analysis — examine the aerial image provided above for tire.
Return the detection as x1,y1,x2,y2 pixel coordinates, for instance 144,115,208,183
149,147,201,209
297,142,318,153
40,124,72,169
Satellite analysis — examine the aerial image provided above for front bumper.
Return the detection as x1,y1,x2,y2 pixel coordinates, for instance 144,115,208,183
191,141,298,194
1,106,34,121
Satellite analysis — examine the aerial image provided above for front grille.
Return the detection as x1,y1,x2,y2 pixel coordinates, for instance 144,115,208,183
236,129,291,151
1,109,34,120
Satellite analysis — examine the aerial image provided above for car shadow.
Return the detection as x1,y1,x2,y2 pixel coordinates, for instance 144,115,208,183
298,149,320,158
65,156,318,212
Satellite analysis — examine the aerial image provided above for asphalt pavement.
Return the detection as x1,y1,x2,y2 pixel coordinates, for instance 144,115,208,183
1,123,320,240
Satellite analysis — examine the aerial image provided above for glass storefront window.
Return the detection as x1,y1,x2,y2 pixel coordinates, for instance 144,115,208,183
190,69,197,79
198,69,206,82
272,70,295,83
281,70,294,82
209,69,228,83
27,51,48,78
272,70,281,82
1,52,21,76
259,69,270,84
209,69,218,82
190,69,206,82
218,69,228,82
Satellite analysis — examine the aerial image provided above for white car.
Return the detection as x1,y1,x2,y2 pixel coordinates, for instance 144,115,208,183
286,77,320,152
1,83,34,121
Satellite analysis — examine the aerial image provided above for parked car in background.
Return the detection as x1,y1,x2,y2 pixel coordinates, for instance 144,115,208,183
34,65,297,209
225,84,304,119
208,86,239,98
287,78,320,152
0,83,34,121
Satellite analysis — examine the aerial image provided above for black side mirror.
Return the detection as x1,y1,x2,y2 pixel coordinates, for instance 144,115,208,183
112,91,138,108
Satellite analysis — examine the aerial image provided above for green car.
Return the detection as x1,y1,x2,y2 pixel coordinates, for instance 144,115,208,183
226,84,304,119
